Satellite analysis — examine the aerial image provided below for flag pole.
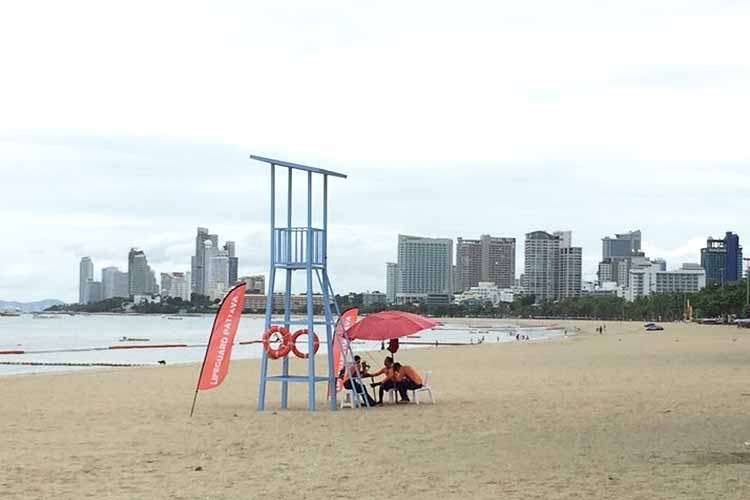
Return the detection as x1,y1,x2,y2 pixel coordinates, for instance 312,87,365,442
190,389,200,417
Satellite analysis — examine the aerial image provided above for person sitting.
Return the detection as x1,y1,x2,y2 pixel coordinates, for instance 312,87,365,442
393,362,423,403
368,356,395,404
342,355,377,407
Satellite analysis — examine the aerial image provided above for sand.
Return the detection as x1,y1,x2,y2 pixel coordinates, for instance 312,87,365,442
2,320,750,499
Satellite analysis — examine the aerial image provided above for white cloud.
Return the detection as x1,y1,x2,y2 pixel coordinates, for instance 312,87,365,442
1,1,749,300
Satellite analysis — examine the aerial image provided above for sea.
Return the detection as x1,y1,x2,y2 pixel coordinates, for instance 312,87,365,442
0,314,566,376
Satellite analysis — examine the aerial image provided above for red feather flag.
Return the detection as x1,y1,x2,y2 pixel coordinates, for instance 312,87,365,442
190,282,246,416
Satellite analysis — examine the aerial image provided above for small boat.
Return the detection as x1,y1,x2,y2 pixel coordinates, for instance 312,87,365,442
166,316,184,320
32,314,60,319
118,336,151,342
0,309,21,317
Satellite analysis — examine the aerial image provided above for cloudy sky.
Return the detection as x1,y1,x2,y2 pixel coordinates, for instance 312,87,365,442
2,1,749,302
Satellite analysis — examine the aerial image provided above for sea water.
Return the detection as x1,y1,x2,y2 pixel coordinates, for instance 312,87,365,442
0,314,565,376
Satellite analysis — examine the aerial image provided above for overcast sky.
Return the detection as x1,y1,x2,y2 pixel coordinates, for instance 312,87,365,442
2,1,749,302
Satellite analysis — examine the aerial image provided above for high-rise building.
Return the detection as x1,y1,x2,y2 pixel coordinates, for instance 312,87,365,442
602,230,641,259
128,248,158,296
456,238,481,292
598,230,643,286
84,279,103,304
191,227,238,296
206,247,230,300
456,235,515,292
701,232,743,286
524,231,582,303
224,241,238,285
523,231,561,303
386,263,399,304
191,227,218,295
160,272,191,301
557,232,582,299
558,246,583,299
396,235,453,303
482,235,516,288
101,266,129,299
79,257,93,304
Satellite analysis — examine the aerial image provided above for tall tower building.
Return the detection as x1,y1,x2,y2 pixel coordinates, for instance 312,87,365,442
598,229,643,286
101,266,129,299
481,235,516,289
456,235,515,292
701,231,743,286
191,227,218,295
224,241,238,285
558,235,583,300
523,231,560,303
79,257,93,304
128,248,158,296
396,235,453,303
386,262,399,304
602,230,641,259
456,238,482,292
84,279,103,304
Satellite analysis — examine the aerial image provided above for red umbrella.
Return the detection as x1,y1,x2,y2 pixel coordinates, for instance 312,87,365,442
346,310,440,341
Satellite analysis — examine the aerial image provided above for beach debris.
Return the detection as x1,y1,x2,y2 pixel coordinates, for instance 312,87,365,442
194,466,203,471
158,360,167,365
662,409,672,413
744,442,750,447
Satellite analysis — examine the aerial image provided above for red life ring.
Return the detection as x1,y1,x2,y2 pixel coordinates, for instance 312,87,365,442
290,329,320,359
262,326,291,359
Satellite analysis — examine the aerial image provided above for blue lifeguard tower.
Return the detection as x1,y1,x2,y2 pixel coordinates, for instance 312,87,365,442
251,155,365,411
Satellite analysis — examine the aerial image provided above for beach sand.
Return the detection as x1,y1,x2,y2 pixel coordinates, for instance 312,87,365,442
3,320,750,499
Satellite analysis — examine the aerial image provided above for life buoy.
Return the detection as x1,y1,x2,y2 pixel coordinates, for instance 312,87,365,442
262,326,291,359
290,329,320,359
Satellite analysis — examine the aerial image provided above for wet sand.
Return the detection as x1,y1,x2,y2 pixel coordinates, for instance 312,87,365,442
2,320,750,499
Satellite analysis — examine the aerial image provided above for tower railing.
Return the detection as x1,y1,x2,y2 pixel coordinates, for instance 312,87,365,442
273,227,324,267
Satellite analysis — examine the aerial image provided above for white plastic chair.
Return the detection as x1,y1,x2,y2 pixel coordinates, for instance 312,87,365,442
339,389,356,409
386,387,398,404
412,371,434,405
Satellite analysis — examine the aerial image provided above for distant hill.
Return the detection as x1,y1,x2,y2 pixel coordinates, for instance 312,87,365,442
0,299,65,313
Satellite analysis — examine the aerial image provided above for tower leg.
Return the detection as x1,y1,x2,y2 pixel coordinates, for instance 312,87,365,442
306,171,316,411
281,268,292,409
257,267,276,411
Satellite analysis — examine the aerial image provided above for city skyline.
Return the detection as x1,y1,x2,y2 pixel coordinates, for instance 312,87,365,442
21,224,750,304
3,2,750,301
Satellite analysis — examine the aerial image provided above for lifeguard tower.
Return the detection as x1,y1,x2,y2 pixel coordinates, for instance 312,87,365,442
251,155,365,411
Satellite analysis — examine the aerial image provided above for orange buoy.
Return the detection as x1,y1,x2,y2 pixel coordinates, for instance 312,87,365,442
263,326,291,359
290,329,320,359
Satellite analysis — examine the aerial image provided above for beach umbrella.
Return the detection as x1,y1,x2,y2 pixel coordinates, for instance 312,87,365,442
347,310,439,403
347,310,440,341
